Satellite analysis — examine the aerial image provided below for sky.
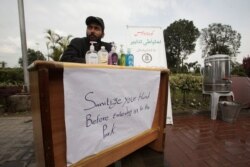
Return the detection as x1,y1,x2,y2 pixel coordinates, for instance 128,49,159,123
0,0,250,67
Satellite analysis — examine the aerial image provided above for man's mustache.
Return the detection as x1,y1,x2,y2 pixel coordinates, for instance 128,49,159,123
88,33,97,38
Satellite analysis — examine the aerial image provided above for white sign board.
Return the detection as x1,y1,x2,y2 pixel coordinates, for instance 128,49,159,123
63,68,160,165
126,26,167,68
127,26,173,125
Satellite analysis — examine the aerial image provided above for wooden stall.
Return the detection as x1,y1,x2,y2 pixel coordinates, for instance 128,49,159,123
29,61,169,167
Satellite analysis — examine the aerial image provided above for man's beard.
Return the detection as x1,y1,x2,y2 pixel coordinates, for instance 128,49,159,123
87,33,101,42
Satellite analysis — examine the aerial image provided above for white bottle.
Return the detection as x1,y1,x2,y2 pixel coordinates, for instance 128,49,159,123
98,46,109,64
85,41,98,64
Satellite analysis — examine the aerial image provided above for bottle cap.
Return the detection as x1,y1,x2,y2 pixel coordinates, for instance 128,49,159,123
127,48,131,53
120,45,124,53
90,41,97,51
111,42,116,52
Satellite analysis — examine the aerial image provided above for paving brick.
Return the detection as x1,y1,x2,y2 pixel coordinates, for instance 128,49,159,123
165,112,250,167
0,161,26,167
1,111,250,167
0,117,35,166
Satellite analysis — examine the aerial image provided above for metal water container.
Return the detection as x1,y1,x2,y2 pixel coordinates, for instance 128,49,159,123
203,54,231,92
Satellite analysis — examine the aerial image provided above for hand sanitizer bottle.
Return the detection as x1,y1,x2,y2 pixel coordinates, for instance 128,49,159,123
126,48,134,66
98,46,108,64
85,41,98,64
119,45,126,66
108,43,118,65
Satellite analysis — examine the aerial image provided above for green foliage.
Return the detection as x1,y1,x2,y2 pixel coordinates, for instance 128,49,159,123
243,56,250,77
45,29,73,61
163,19,200,73
18,48,46,67
200,23,241,58
0,61,7,68
170,74,208,112
170,74,202,93
184,61,201,73
231,61,247,76
0,68,24,87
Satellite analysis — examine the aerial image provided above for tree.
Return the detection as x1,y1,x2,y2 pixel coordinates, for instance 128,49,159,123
231,61,246,77
164,19,200,73
0,61,7,68
45,29,72,61
200,23,241,58
243,56,250,77
184,61,201,73
18,48,46,67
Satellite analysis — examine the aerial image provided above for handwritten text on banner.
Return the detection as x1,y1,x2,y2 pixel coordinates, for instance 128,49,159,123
63,68,160,165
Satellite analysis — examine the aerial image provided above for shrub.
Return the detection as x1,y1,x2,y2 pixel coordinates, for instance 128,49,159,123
0,68,24,87
170,73,209,113
243,56,250,77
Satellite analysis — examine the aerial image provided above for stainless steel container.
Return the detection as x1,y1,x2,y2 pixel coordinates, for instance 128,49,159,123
203,54,231,92
219,101,241,123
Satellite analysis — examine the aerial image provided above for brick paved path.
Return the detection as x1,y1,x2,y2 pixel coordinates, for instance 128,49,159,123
0,116,35,167
0,115,164,167
3,111,249,167
164,111,250,167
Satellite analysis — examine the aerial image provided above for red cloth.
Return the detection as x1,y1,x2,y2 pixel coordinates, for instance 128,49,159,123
231,77,250,108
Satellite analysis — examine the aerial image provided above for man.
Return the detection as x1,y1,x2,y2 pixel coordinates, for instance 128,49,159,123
60,16,112,63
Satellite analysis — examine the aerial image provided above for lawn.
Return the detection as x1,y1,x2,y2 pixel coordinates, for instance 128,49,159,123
170,73,210,114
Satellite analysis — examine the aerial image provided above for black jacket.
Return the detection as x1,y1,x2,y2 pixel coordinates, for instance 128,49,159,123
60,37,112,63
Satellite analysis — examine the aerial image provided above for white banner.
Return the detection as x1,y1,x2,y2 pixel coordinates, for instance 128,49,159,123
127,26,173,125
63,68,160,165
126,26,167,68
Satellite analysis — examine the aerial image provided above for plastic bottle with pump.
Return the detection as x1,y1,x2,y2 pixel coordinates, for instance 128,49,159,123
108,43,118,65
98,46,109,64
85,41,98,64
126,48,134,66
119,45,126,66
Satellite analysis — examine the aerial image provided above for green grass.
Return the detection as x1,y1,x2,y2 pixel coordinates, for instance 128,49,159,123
171,89,210,114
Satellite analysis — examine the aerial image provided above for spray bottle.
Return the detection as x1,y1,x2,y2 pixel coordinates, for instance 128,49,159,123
98,46,109,64
85,41,98,64
126,48,134,66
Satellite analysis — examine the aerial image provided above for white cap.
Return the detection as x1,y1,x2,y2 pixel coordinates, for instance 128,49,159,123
90,41,97,51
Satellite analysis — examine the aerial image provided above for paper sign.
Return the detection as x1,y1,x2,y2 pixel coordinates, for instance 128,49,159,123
127,26,173,125
63,68,160,165
126,26,167,68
